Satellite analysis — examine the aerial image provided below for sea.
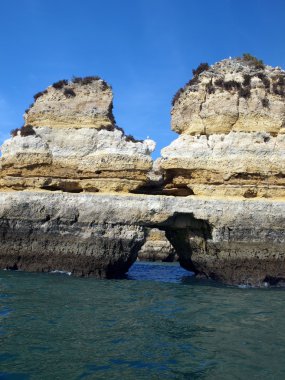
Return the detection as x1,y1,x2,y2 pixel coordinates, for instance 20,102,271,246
1,261,285,379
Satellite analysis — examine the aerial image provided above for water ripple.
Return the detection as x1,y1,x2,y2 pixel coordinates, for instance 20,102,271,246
0,262,285,379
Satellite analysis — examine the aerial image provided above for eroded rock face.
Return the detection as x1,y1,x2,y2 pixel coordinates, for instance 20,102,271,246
161,58,285,197
25,78,114,129
0,193,145,278
0,60,285,286
0,77,155,193
171,59,285,135
138,228,177,262
0,192,284,286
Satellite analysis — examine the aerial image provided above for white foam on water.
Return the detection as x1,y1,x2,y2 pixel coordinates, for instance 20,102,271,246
50,270,72,276
238,284,251,289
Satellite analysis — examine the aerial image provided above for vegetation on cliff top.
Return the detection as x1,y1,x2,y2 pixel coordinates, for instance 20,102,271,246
11,125,35,137
63,88,76,98
240,53,265,70
33,90,48,101
171,54,285,107
172,62,210,106
23,76,111,116
52,79,68,89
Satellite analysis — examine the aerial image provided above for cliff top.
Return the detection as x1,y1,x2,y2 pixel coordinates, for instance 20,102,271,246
24,76,115,130
172,54,285,106
171,54,285,135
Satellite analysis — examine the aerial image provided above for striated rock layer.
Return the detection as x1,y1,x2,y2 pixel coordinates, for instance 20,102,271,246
25,77,115,129
0,58,285,286
0,192,284,286
0,77,155,193
138,228,177,262
161,58,285,197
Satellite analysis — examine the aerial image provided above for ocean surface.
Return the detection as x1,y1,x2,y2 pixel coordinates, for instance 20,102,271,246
1,261,285,380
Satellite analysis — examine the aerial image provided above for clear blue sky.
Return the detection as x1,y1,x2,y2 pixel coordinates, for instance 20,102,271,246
1,0,285,157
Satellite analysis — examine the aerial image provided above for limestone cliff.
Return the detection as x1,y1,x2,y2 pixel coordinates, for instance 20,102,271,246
25,77,114,129
0,58,285,286
0,192,284,286
161,56,285,198
0,77,155,193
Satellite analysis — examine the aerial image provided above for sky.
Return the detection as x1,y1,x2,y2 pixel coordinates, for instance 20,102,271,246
1,0,285,157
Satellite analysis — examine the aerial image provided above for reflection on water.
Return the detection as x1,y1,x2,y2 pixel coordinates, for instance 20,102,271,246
1,262,285,379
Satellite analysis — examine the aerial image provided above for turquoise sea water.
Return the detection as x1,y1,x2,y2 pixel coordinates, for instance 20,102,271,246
1,261,285,379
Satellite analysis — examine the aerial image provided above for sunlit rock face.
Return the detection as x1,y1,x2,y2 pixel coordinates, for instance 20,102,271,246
0,60,285,286
0,192,284,286
161,58,285,198
25,77,114,129
0,77,155,193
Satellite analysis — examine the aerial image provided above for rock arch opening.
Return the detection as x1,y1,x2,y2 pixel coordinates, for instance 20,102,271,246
143,212,212,276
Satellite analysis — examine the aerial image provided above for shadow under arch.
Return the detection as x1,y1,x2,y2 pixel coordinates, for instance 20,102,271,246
146,212,212,276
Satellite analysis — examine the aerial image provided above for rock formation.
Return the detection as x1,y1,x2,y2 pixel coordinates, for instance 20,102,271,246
0,77,155,193
0,56,285,286
0,192,283,286
138,228,177,262
161,57,285,198
0,192,146,278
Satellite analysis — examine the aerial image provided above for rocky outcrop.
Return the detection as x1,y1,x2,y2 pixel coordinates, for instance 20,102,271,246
25,77,114,129
0,192,284,286
161,57,285,197
0,192,146,277
138,228,177,262
0,77,155,193
0,57,285,286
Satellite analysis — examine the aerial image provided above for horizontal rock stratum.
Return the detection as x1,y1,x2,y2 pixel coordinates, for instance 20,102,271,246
0,192,284,286
138,228,177,262
25,77,114,129
161,57,285,198
0,57,285,286
0,77,155,193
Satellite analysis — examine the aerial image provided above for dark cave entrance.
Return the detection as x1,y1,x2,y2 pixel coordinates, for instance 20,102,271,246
142,213,213,275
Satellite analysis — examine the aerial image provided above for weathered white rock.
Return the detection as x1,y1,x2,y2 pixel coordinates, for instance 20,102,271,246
25,78,114,129
0,192,284,285
1,59,285,286
162,58,285,197
138,228,177,262
0,78,156,193
161,131,285,198
171,59,285,135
